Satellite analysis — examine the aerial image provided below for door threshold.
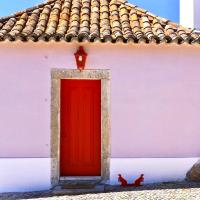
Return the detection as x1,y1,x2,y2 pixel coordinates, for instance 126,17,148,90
60,176,101,181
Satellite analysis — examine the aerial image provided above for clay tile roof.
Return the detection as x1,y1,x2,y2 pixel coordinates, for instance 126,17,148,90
0,0,199,44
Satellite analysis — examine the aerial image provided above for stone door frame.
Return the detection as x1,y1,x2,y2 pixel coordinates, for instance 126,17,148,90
51,69,110,187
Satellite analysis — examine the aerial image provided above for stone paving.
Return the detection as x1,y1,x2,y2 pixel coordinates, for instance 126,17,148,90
1,182,200,200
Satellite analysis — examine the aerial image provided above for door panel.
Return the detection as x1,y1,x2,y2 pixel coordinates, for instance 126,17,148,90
60,80,101,176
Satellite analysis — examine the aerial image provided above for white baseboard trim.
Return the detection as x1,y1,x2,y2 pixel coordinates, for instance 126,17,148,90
110,158,199,185
0,158,51,193
1,157,199,192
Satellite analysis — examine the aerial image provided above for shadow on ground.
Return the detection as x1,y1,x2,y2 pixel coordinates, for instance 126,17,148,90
1,181,200,200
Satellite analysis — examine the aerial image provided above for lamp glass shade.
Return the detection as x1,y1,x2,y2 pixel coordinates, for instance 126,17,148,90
74,46,87,70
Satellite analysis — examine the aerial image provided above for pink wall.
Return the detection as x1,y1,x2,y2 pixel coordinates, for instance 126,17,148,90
0,41,200,158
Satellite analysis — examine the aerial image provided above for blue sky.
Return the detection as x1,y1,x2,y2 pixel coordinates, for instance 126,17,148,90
132,0,179,22
0,0,43,17
0,0,179,22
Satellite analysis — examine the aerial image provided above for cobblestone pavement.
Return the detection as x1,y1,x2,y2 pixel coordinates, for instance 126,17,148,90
1,182,200,200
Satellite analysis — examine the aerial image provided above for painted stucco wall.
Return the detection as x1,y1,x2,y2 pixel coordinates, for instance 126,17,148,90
0,158,51,192
0,41,200,191
180,0,194,28
194,0,200,29
180,0,200,29
0,42,200,158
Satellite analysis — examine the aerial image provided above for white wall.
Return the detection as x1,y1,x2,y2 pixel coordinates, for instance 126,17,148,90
110,158,199,185
180,0,194,28
0,158,51,192
180,0,200,29
194,0,200,29
0,41,200,192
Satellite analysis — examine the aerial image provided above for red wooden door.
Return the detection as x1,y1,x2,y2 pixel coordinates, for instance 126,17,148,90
60,80,101,176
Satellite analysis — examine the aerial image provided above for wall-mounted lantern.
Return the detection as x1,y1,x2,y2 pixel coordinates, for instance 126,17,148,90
74,46,87,71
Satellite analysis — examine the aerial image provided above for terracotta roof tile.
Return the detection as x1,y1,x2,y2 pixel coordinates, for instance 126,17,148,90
0,0,199,44
152,18,165,41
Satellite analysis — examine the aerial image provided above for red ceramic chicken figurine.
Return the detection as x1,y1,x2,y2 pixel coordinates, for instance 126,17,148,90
118,174,128,186
132,174,144,186
118,174,144,187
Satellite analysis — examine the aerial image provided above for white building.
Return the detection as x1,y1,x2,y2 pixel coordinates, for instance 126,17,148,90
180,0,200,28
